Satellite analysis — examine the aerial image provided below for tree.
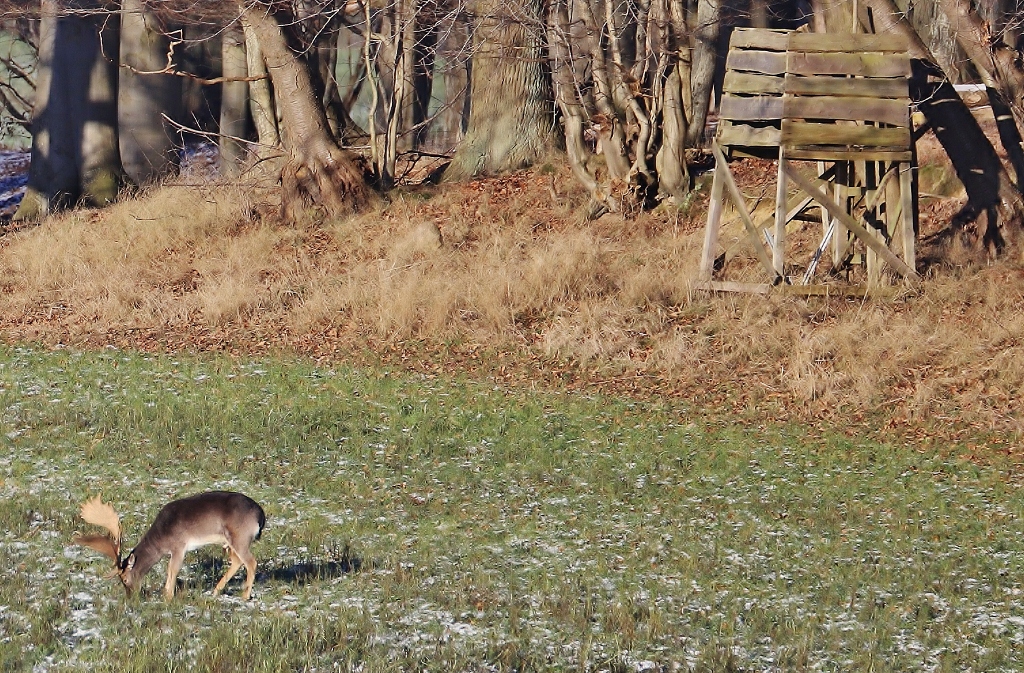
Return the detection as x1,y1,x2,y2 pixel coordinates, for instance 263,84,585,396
15,0,124,220
548,0,723,214
118,0,183,183
0,15,37,141
934,0,1024,193
219,20,249,177
687,0,721,147
239,3,371,220
443,0,554,181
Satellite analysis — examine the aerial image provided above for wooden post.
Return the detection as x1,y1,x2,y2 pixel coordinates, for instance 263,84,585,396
700,162,726,281
899,162,916,271
773,150,788,276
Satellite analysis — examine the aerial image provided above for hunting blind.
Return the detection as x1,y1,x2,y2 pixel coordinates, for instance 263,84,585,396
699,28,920,294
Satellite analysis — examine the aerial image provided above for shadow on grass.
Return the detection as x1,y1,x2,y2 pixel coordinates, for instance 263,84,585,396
192,546,363,594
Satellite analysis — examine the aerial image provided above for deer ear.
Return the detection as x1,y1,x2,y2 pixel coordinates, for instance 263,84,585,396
124,553,136,571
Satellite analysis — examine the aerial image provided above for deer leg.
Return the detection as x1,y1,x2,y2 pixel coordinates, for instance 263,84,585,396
213,549,243,596
164,550,185,599
236,546,257,600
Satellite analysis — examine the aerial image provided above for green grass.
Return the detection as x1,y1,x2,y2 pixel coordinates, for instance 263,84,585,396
1,345,1023,671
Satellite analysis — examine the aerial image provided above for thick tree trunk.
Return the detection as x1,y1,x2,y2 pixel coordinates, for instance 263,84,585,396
82,10,123,203
241,14,280,153
240,4,370,220
119,0,182,184
892,0,971,82
443,0,554,181
16,0,124,220
219,22,249,177
686,0,721,147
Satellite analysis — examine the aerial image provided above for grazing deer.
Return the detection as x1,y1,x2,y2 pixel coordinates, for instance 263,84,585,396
74,491,266,600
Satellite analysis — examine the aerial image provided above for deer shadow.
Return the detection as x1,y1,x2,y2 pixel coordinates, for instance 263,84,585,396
191,546,363,594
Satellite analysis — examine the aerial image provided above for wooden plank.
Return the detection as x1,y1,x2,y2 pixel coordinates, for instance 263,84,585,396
724,70,785,95
788,52,911,78
784,74,909,98
701,280,895,297
786,75,909,99
720,94,785,121
702,280,774,294
712,142,782,283
730,28,791,51
727,49,788,75
782,121,911,149
782,161,918,279
788,32,909,54
717,121,782,148
784,95,910,127
785,147,913,161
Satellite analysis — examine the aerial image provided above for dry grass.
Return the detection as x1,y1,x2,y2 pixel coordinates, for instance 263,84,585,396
1,158,1023,445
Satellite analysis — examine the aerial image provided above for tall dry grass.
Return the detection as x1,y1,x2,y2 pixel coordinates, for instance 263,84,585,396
1,162,1022,440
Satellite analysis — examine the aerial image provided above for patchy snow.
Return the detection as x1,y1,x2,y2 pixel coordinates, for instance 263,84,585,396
2,348,1024,671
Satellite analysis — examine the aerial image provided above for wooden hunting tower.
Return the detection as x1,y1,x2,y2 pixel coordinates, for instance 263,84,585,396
699,28,920,293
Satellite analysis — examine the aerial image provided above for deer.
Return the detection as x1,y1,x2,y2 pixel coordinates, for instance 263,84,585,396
74,491,266,600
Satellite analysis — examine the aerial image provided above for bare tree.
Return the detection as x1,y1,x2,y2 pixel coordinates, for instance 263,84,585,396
934,0,1024,191
0,15,37,139
15,0,124,220
548,0,720,215
860,0,1024,250
240,2,371,219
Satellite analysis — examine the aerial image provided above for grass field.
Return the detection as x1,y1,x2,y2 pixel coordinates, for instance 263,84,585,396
1,345,1023,672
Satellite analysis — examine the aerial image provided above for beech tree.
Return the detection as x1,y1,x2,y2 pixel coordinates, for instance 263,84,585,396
118,0,183,183
15,0,124,220
444,0,554,181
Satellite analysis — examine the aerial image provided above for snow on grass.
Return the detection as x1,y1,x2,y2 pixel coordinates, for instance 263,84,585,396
1,345,1024,671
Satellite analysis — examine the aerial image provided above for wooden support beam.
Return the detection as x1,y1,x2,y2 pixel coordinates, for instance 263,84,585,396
782,161,918,279
700,161,726,281
711,143,783,283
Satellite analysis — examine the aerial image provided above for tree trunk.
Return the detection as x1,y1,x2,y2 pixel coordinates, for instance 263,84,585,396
686,0,721,147
82,9,123,203
241,14,280,153
220,21,249,177
240,4,370,220
443,0,554,181
410,9,438,149
656,0,691,200
119,0,183,184
892,0,971,82
16,0,125,220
